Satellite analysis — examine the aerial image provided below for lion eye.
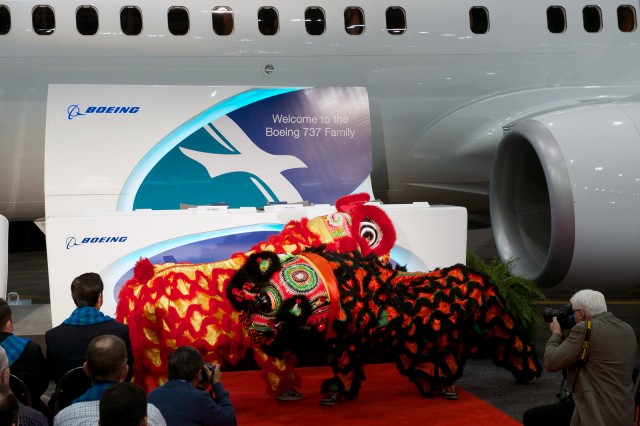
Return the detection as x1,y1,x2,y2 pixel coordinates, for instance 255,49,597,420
359,219,381,248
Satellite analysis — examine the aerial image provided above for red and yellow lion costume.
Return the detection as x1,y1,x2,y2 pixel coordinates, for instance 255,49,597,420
115,194,395,394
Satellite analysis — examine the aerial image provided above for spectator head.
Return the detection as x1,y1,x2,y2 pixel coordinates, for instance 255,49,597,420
99,382,147,426
168,346,203,383
0,383,18,426
71,272,104,308
0,300,12,333
84,335,129,383
570,289,607,318
0,347,8,385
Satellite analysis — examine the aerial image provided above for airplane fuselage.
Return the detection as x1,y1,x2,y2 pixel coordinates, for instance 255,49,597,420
2,0,640,290
2,0,639,220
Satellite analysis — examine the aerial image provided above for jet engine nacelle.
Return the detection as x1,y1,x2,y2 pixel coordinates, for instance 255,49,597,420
490,103,640,291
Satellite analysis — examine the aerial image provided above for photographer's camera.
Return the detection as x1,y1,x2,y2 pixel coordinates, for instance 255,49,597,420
199,363,215,386
542,304,576,330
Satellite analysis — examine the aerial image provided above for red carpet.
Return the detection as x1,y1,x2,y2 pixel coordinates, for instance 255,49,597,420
223,364,521,425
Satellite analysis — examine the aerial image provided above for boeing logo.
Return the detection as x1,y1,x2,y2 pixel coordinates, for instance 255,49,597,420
66,236,128,249
67,104,140,120
65,237,81,250
67,105,86,120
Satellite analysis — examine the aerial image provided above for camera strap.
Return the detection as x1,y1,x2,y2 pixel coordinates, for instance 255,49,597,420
577,319,593,365
569,319,592,393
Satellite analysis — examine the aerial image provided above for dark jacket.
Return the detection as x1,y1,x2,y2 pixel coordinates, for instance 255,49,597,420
148,380,236,426
44,320,134,383
0,332,48,399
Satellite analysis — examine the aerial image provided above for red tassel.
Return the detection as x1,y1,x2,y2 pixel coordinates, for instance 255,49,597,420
133,258,155,283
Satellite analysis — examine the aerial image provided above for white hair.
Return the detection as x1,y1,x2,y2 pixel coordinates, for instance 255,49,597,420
570,289,607,317
0,346,8,372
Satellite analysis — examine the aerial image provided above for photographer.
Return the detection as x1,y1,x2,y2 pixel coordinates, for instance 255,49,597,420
148,346,236,426
523,290,636,426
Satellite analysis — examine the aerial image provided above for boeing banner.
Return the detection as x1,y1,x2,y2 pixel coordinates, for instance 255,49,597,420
45,85,373,216
45,205,467,325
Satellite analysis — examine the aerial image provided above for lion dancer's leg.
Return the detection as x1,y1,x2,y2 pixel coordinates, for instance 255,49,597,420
320,341,366,406
401,357,461,400
480,297,541,382
389,306,466,400
252,349,302,400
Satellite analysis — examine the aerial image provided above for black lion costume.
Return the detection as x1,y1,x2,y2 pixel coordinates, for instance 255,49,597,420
228,248,542,404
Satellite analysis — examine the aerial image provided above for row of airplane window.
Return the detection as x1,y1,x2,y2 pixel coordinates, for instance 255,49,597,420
0,4,637,37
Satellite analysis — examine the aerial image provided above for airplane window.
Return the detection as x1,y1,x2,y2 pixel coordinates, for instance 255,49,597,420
32,5,55,35
469,7,489,34
386,6,407,34
212,6,234,36
617,5,636,32
583,6,602,33
76,6,98,36
547,6,566,33
120,6,142,36
0,5,10,35
168,7,189,36
344,7,364,35
386,7,406,35
305,7,325,36
258,7,278,35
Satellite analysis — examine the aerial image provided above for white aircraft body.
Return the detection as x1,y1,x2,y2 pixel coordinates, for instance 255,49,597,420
1,0,640,291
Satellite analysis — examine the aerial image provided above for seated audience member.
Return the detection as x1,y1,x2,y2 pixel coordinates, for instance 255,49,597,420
0,346,47,425
45,272,134,383
0,384,18,426
0,298,49,415
100,382,148,426
148,346,236,426
54,335,165,426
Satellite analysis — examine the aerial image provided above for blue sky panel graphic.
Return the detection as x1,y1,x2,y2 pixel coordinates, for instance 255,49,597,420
111,228,280,298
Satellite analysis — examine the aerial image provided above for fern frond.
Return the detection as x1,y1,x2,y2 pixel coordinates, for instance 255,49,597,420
466,251,545,340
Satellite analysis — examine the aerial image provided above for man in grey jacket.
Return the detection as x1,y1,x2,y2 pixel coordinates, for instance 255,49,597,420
524,289,637,426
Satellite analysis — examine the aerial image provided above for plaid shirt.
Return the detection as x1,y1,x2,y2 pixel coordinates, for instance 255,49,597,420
18,402,47,426
53,400,166,426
